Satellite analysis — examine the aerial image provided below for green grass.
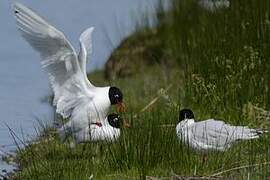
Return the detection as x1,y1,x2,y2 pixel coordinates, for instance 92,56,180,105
12,0,270,179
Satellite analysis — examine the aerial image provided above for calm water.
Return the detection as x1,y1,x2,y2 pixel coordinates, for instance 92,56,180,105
0,0,160,172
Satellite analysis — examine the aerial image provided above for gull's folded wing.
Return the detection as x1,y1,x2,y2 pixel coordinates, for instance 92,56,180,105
192,119,260,145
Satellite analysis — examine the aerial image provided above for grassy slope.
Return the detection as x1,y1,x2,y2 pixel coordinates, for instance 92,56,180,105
13,0,270,179
14,66,270,180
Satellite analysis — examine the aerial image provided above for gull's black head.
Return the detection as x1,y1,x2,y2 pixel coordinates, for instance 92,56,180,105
109,87,125,112
109,86,123,105
179,109,195,121
108,113,122,128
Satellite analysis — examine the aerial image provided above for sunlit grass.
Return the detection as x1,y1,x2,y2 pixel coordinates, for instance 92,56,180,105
12,0,270,179
13,65,270,179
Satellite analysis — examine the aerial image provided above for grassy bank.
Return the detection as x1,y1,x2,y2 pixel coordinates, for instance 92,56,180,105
13,0,270,179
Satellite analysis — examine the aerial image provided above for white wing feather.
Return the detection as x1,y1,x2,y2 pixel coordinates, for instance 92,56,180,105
13,2,94,118
177,118,265,151
189,119,262,150
78,27,95,87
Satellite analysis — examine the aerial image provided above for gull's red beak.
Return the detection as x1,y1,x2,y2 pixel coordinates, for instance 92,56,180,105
116,102,125,112
91,122,102,127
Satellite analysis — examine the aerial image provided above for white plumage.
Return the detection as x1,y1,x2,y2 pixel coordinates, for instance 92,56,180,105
176,109,267,151
58,115,121,144
13,3,123,139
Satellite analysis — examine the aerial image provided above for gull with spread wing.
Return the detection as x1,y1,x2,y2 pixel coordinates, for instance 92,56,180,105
13,2,125,138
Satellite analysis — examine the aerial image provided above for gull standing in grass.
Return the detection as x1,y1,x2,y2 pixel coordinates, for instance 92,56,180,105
13,2,125,141
58,113,125,144
176,109,267,151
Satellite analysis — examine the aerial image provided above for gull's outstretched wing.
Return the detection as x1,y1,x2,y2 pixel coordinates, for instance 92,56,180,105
13,2,94,118
78,27,95,88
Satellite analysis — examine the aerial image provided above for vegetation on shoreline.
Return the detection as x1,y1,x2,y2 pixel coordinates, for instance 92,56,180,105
11,0,270,179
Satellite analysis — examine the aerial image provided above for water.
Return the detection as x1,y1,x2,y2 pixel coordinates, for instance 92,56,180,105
0,0,159,173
